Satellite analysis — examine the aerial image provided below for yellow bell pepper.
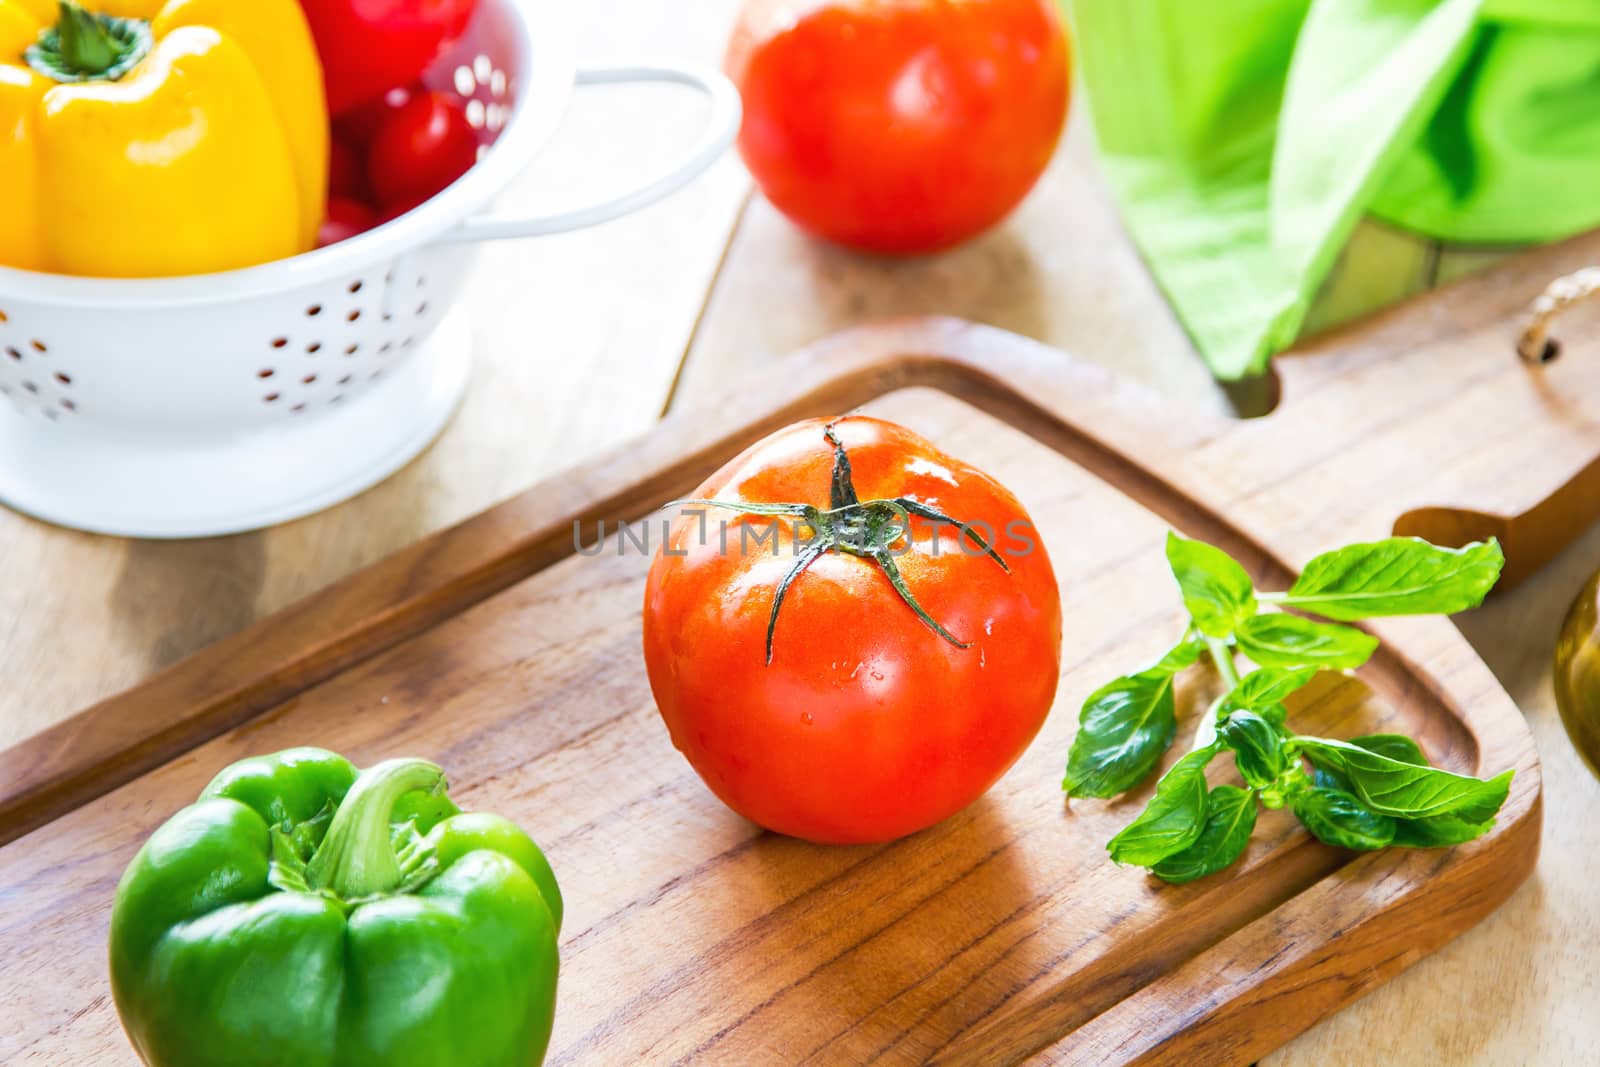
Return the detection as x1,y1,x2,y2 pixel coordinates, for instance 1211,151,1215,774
0,0,327,277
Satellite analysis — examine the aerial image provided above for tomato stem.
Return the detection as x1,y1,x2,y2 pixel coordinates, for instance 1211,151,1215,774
824,422,861,509
669,419,1013,663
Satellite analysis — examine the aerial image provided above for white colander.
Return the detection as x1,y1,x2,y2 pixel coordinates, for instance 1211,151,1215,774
0,0,739,538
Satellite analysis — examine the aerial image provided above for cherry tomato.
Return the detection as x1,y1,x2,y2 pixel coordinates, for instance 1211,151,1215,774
317,197,379,247
643,416,1062,845
333,86,415,148
365,90,480,213
300,0,480,117
726,0,1071,254
329,135,368,202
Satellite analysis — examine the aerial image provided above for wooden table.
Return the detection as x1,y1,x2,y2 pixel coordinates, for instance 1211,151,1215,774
2,3,1596,1062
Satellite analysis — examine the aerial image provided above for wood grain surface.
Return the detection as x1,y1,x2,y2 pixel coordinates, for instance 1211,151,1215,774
12,227,1600,840
0,321,1547,1064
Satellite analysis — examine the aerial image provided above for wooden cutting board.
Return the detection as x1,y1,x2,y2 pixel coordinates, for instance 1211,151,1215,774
4,236,1600,1065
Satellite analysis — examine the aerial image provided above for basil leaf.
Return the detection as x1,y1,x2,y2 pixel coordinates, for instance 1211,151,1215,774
1064,673,1177,798
1220,710,1286,788
1295,738,1513,822
1151,785,1258,884
1226,666,1319,712
1292,786,1397,850
1190,695,1227,753
1276,538,1504,621
1166,533,1257,637
1235,613,1378,670
1149,631,1204,673
1351,734,1427,766
1108,746,1217,866
1391,812,1495,848
1310,734,1421,790
1312,765,1350,792
1063,637,1200,798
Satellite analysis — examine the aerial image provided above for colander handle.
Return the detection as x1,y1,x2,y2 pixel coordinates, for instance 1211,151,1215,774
440,63,741,242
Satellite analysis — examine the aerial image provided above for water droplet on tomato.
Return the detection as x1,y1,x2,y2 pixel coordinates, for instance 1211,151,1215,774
801,712,814,726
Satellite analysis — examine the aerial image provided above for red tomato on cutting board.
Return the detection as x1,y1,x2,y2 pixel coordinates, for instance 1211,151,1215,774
643,416,1063,845
725,0,1072,254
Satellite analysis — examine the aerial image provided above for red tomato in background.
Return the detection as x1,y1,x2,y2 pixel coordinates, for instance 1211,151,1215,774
365,91,480,213
643,416,1062,845
318,197,380,247
301,0,480,116
726,0,1071,254
329,135,368,202
333,86,416,148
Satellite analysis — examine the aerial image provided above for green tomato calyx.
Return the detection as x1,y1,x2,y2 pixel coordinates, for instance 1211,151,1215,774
667,419,1011,664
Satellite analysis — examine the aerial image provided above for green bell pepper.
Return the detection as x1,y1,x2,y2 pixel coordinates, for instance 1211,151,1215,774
109,748,563,1067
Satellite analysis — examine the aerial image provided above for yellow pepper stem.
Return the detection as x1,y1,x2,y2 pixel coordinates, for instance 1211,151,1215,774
25,1,152,83
57,2,116,73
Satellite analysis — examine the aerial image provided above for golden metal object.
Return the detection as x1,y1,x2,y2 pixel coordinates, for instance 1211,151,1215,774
1518,265,1600,363
1554,567,1600,777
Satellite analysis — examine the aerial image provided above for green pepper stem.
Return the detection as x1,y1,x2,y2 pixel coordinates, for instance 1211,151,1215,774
306,758,445,900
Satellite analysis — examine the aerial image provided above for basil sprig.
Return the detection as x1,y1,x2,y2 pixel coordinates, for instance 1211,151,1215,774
1063,534,1513,882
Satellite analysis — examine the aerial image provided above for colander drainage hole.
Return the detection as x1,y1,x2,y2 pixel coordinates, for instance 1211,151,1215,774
307,304,323,317
307,342,322,354
347,309,361,322
0,309,8,323
54,372,71,385
23,381,38,393
416,302,428,317
349,281,364,294
271,337,288,349
6,346,20,361
264,392,281,403
337,374,352,385
345,344,359,355
30,340,45,353
61,399,76,412
258,368,275,379
290,402,307,414
303,374,318,385
330,394,345,405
